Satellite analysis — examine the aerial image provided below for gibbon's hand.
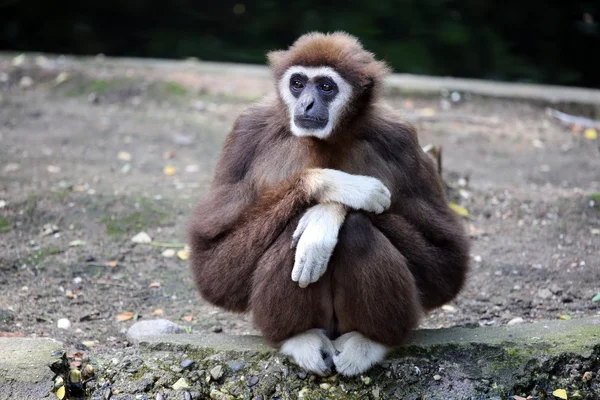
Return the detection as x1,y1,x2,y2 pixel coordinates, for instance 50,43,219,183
309,169,391,214
291,203,347,288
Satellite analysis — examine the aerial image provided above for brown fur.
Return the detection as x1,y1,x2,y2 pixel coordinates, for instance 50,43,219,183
187,32,470,347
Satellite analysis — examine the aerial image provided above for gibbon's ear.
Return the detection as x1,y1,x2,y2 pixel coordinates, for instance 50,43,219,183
362,76,375,92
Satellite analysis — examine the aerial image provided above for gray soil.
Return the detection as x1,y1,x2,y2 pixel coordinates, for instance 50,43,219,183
1,54,599,354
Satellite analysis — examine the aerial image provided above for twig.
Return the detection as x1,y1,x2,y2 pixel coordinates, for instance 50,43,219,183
148,241,186,248
546,107,600,129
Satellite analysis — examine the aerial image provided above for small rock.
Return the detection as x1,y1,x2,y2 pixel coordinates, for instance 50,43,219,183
19,76,34,89
181,359,196,369
210,365,223,380
582,371,593,382
84,255,96,262
126,319,185,342
131,231,152,244
298,371,308,380
118,151,132,161
473,255,482,263
65,290,74,299
536,288,553,300
0,309,14,323
319,383,331,390
73,277,83,285
433,374,442,381
247,375,259,387
47,165,61,174
57,318,71,330
3,163,20,173
162,248,176,258
213,326,223,333
172,377,190,391
507,317,524,326
155,394,164,400
549,284,563,294
362,376,372,385
227,361,246,372
441,305,456,313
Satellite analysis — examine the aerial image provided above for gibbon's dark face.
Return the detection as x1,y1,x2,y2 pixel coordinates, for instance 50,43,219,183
279,66,353,139
289,72,338,130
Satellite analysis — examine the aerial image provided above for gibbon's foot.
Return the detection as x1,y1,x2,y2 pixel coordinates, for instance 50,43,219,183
332,331,388,376
280,329,336,376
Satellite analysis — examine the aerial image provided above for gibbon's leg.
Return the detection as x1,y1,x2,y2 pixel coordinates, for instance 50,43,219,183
331,212,422,375
251,223,335,346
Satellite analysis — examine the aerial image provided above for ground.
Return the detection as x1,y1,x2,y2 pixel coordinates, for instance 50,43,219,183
0,54,599,355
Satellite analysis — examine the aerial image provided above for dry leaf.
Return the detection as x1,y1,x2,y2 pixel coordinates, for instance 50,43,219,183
69,239,85,247
148,282,161,289
552,388,567,399
584,128,598,140
152,308,164,317
116,312,134,321
164,166,176,176
559,314,571,320
418,108,436,116
56,386,66,399
81,340,97,348
177,246,190,260
182,315,193,322
449,202,472,219
118,151,132,161
106,260,118,268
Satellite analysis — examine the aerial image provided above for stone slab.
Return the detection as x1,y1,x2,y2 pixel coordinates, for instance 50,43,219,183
0,337,64,400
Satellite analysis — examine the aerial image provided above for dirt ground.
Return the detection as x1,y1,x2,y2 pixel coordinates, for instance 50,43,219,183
0,55,599,352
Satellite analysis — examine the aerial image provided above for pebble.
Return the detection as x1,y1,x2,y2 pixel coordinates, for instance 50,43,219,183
297,371,308,380
582,371,593,382
180,359,196,369
172,377,190,390
210,365,223,380
126,319,185,342
155,394,164,400
213,326,223,333
227,361,246,372
73,277,83,285
247,375,259,387
19,76,34,88
57,318,71,330
319,383,331,390
131,231,152,244
507,317,524,325
536,288,553,300
162,248,176,258
433,374,442,381
84,255,96,262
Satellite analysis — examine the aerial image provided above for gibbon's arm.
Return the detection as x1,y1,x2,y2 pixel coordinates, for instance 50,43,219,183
188,124,392,311
371,150,470,310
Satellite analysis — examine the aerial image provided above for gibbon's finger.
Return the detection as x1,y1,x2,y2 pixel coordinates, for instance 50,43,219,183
291,254,306,283
299,251,318,288
291,209,314,248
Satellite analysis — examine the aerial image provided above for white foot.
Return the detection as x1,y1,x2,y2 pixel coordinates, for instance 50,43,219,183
332,332,388,376
279,329,336,376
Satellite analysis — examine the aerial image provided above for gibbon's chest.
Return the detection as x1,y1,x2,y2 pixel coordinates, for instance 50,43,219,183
250,134,392,189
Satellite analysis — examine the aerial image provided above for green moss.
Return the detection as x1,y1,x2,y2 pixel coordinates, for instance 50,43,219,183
100,198,171,237
0,216,10,233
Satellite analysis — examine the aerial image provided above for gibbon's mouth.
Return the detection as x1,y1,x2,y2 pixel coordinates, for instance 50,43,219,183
294,116,328,130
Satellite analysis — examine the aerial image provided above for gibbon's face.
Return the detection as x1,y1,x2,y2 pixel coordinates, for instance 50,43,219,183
279,66,353,139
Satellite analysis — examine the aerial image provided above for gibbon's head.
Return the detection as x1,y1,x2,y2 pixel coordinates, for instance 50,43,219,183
268,31,390,140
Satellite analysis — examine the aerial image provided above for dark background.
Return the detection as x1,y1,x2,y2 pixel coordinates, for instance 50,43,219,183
1,0,599,88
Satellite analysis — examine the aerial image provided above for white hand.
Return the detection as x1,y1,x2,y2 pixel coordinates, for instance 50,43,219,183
291,203,347,288
308,169,391,214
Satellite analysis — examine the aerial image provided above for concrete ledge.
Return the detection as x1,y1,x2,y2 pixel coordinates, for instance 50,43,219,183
89,318,600,399
0,337,63,400
2,53,600,105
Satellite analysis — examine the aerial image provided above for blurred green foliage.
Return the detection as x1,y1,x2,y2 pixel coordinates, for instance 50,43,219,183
1,0,599,88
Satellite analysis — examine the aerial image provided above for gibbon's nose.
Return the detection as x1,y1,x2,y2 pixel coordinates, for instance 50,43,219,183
304,99,314,113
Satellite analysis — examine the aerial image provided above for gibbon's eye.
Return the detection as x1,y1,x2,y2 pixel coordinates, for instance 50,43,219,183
291,80,304,90
320,82,334,92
